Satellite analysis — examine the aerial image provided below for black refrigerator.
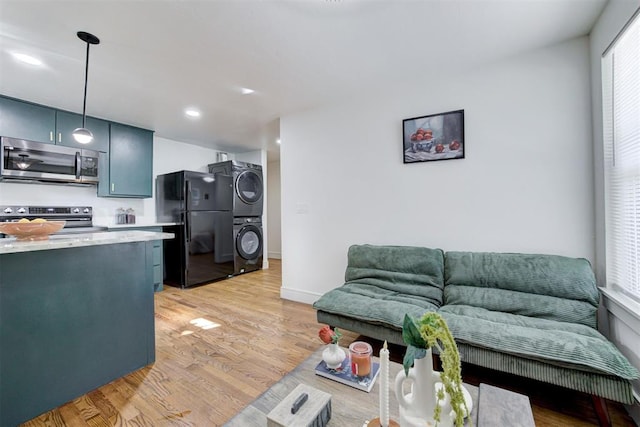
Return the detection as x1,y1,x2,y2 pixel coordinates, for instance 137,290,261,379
156,170,234,288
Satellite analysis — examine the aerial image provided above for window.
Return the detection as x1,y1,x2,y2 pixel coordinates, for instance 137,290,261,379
603,10,640,302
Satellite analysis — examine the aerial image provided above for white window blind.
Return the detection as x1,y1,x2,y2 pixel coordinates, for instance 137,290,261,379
603,11,640,302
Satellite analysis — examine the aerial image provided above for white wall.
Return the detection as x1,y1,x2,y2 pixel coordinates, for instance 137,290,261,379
590,0,640,420
267,160,281,259
280,37,594,304
235,150,263,165
0,177,149,226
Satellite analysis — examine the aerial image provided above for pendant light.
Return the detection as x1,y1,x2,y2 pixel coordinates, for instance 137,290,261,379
72,31,100,144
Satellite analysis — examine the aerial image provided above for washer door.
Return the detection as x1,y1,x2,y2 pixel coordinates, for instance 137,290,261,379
236,225,263,260
235,170,263,205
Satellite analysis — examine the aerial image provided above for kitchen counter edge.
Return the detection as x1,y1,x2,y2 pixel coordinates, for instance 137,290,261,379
0,230,174,254
96,222,177,229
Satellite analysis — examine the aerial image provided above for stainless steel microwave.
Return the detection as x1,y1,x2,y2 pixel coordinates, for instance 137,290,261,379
1,136,100,184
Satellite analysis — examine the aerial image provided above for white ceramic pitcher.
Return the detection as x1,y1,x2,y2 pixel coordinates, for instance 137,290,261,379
395,348,473,427
395,348,442,426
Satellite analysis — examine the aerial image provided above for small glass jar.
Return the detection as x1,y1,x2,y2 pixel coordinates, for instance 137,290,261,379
116,208,126,224
349,341,372,377
126,208,136,224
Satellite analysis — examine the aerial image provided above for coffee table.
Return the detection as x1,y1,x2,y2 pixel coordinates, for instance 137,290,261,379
225,347,534,426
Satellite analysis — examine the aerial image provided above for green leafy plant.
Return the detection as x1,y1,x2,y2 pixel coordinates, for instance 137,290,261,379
402,312,470,427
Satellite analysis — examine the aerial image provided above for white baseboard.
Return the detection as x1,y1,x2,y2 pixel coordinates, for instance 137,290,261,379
268,251,281,259
280,287,322,305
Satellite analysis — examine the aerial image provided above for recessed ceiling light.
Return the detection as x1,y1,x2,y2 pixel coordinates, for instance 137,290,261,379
185,108,201,118
11,52,43,66
241,87,255,95
276,138,281,144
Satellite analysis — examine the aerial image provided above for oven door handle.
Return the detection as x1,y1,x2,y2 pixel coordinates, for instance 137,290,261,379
75,152,81,180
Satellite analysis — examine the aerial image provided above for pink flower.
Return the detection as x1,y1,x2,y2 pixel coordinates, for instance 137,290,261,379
318,325,341,344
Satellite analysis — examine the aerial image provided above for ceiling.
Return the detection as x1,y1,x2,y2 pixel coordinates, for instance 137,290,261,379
0,0,607,162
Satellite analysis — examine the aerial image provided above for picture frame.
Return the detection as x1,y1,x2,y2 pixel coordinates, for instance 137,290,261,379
402,109,465,164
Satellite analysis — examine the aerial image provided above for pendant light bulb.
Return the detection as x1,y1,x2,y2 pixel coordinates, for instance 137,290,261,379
75,31,100,145
72,127,94,144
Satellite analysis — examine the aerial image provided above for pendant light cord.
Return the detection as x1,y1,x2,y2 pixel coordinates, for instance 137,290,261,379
81,41,90,128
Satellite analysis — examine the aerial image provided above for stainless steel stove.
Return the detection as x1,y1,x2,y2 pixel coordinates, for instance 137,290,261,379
0,205,107,235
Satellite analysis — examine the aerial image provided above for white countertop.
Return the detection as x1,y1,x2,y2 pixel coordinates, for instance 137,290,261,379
96,222,177,229
0,230,174,255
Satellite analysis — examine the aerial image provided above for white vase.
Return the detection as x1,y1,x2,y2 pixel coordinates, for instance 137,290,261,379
394,349,473,427
322,343,346,369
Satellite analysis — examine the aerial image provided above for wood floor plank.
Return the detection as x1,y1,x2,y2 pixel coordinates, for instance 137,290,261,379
19,259,636,426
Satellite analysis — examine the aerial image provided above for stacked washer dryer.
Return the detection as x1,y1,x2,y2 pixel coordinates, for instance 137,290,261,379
208,160,264,275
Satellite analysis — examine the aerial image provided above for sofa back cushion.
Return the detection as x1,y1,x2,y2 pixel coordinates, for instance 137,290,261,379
444,251,599,328
345,244,445,306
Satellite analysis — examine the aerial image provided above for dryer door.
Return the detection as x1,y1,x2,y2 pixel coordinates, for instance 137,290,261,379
235,170,263,205
236,224,263,260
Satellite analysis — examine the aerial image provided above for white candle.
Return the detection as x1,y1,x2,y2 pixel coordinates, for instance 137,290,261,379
379,340,389,427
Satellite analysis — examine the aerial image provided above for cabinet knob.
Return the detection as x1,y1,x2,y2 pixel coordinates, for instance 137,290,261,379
50,131,54,142
111,183,115,192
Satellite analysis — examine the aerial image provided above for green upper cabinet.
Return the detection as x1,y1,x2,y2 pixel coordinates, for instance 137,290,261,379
98,123,153,198
1,95,155,199
55,111,109,152
0,96,108,151
0,96,56,144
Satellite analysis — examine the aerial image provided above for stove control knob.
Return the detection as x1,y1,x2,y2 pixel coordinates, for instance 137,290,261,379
73,208,80,214
83,208,90,213
3,207,12,214
17,207,26,214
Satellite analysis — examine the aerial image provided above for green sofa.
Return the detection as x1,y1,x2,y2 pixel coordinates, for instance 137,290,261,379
313,244,639,415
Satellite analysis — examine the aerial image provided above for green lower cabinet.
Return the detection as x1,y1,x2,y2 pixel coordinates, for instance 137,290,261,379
109,227,164,291
0,241,155,426
0,96,56,143
98,123,153,198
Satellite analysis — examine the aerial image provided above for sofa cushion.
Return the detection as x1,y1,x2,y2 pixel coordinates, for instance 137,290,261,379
345,245,445,304
444,252,599,327
313,245,445,330
313,283,441,331
444,286,598,328
439,305,639,380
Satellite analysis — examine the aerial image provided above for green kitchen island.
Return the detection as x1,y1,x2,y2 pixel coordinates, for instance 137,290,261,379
0,230,173,426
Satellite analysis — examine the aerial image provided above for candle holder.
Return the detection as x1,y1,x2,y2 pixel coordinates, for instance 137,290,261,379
366,418,400,427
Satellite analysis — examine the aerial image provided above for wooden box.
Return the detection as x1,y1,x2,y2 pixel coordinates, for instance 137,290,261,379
267,383,332,427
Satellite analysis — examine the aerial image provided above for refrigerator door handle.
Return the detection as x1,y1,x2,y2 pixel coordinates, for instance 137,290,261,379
185,179,191,212
185,180,192,241
183,232,189,286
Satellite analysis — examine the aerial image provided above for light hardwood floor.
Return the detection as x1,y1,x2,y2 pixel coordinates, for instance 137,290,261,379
22,259,636,426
